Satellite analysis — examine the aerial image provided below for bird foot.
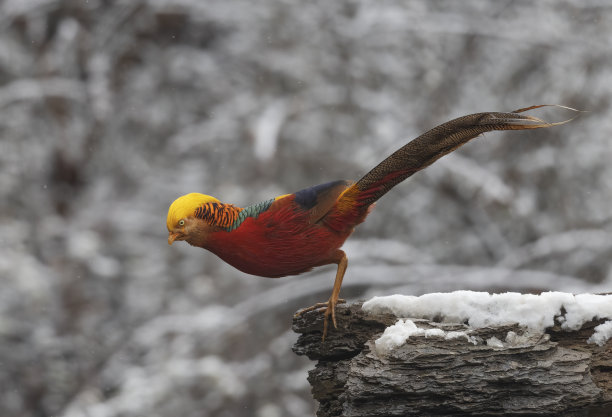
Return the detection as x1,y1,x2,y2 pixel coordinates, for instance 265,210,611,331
296,298,346,341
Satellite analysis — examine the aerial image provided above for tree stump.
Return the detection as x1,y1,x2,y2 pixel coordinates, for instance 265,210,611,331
292,302,612,417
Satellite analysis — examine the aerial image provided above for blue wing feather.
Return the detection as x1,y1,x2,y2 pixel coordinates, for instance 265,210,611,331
294,180,349,209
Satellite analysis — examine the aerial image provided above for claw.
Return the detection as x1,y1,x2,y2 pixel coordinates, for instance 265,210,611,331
296,299,346,341
295,302,329,316
295,298,346,317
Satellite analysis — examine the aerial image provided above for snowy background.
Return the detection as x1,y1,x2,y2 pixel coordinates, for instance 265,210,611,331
1,1,612,416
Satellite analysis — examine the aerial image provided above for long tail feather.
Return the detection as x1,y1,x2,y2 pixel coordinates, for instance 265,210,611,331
325,106,575,230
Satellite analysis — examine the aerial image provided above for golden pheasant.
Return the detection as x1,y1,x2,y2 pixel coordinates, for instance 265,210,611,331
167,106,570,340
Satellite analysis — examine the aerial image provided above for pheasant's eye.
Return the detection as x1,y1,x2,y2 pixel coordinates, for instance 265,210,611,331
178,219,185,226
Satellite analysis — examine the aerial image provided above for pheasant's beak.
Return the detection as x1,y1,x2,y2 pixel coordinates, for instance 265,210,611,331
168,232,181,245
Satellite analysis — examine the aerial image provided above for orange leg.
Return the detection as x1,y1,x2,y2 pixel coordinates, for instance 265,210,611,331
296,250,348,341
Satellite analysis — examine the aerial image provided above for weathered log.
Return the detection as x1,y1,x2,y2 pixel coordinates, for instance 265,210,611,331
292,302,612,417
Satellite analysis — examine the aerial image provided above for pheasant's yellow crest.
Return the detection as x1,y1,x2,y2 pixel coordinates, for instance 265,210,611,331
167,193,220,231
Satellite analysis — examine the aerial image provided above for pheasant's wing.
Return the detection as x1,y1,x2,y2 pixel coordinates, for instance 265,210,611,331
288,180,353,224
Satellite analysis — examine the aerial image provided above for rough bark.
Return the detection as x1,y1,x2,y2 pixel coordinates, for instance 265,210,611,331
292,302,612,417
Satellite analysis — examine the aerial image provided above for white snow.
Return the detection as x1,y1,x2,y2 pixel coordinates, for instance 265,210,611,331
486,336,504,348
504,330,533,346
363,291,612,354
588,321,612,346
374,319,477,354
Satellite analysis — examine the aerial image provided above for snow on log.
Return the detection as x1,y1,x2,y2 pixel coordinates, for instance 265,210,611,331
292,291,612,417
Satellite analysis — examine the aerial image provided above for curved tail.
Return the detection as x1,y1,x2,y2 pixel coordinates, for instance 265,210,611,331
324,106,574,231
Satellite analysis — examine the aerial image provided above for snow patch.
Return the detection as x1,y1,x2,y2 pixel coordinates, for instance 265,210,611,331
363,291,612,353
374,319,477,355
588,321,612,346
486,336,504,348
505,330,533,346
